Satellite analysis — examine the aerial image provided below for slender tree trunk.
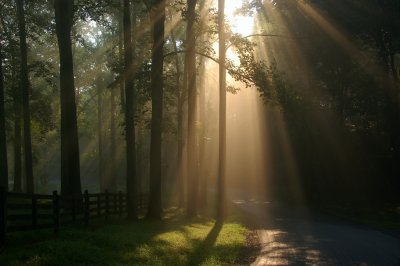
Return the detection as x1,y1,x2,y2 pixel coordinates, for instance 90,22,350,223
97,82,104,191
54,0,82,198
123,0,137,220
147,0,166,220
198,0,208,211
198,56,207,211
119,0,126,113
170,30,185,208
0,43,8,191
16,0,34,194
110,74,117,193
186,0,198,218
217,0,226,224
0,19,21,192
12,52,22,192
13,92,22,193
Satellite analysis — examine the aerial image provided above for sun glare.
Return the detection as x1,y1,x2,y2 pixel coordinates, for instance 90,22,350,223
225,1,255,36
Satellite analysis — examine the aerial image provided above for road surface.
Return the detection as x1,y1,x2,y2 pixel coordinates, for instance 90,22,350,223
234,201,400,265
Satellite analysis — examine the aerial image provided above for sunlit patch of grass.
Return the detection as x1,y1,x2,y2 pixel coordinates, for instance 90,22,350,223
0,209,247,266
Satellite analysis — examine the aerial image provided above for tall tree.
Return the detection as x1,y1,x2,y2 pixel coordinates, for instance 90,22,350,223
217,0,226,224
1,17,22,192
0,43,8,191
109,54,118,193
97,81,104,191
123,0,138,220
186,0,199,218
198,0,209,212
12,52,22,192
119,0,126,112
54,0,82,197
147,0,166,219
170,28,185,207
16,0,34,193
0,17,21,192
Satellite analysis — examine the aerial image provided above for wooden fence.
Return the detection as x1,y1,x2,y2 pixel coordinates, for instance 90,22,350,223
0,188,146,242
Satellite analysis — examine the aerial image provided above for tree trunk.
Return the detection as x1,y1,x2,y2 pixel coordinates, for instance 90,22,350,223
0,19,21,192
119,0,126,113
13,54,22,192
54,0,82,198
109,73,117,193
16,0,34,194
97,82,104,191
147,0,166,220
198,56,207,211
123,0,137,220
0,43,8,191
217,0,226,224
186,0,199,218
170,29,185,208
198,0,208,211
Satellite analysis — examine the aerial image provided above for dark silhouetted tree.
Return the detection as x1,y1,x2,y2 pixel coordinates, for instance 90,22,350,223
0,43,8,191
123,0,138,220
147,0,166,220
217,0,226,224
186,0,199,218
54,0,82,197
16,0,34,193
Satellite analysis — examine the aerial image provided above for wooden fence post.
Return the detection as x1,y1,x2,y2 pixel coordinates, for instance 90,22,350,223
53,190,59,234
119,191,122,217
84,190,89,227
114,194,117,214
105,190,109,221
97,194,101,217
72,195,76,223
0,187,6,242
32,195,37,229
139,193,144,212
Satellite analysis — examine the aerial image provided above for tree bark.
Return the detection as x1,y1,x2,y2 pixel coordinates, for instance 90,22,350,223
186,0,199,218
16,0,34,194
198,56,207,211
198,0,208,211
217,0,226,224
109,71,117,193
119,0,126,113
54,0,82,198
147,0,166,220
170,29,185,208
12,52,22,192
0,43,8,191
123,0,137,220
97,82,104,191
0,27,22,192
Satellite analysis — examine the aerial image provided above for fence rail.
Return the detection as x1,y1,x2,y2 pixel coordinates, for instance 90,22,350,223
0,188,146,242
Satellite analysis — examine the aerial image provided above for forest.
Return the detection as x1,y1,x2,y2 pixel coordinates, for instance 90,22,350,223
0,0,399,265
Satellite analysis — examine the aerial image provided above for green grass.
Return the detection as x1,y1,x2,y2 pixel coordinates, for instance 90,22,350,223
317,203,400,233
0,208,247,266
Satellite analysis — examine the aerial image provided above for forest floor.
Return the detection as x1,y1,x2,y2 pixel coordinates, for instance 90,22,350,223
235,201,400,265
0,208,247,266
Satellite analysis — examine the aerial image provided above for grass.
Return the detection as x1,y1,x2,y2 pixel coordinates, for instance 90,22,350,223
317,203,400,234
0,208,247,266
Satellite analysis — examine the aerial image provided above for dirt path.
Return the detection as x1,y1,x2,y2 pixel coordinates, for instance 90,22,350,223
235,201,400,265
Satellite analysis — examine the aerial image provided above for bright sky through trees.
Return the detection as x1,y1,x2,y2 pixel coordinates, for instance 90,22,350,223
225,1,254,36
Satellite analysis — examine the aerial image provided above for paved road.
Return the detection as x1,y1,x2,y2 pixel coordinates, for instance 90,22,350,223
234,201,400,266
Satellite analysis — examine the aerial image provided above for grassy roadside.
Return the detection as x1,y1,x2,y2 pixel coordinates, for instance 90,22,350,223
315,203,400,235
0,208,248,266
